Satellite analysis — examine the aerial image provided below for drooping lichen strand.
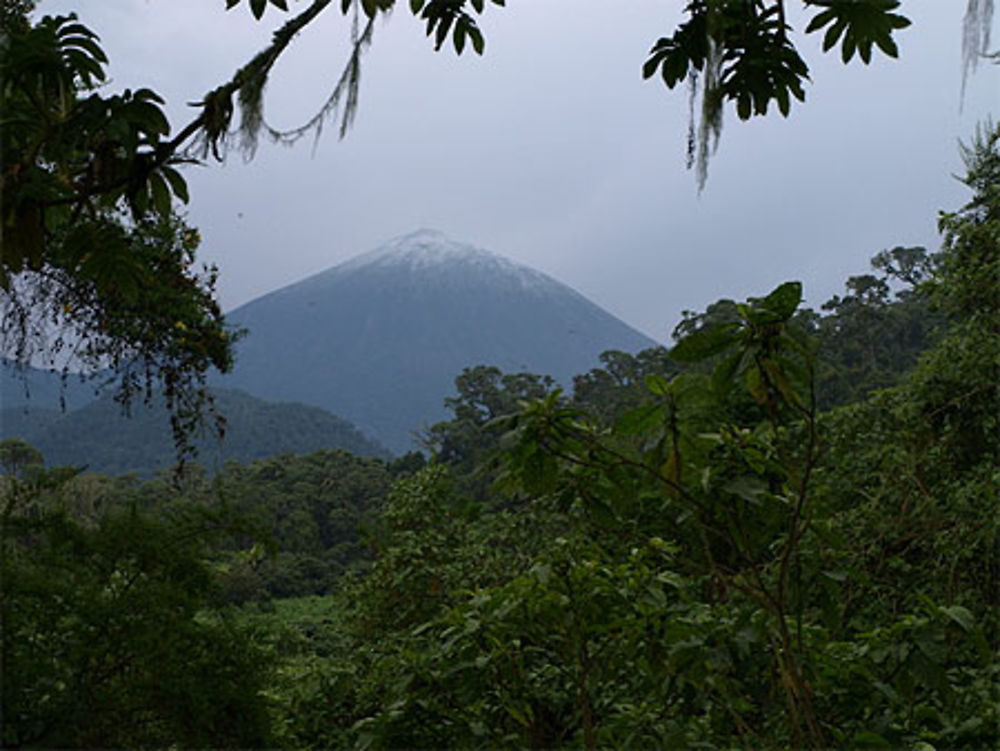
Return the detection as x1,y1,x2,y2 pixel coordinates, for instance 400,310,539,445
188,0,381,160
962,0,995,100
696,37,725,192
263,9,378,150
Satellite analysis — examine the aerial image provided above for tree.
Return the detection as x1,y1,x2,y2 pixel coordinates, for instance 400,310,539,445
808,247,940,407
572,348,677,425
212,449,396,599
423,365,555,500
1,457,274,748
330,227,997,748
1,10,235,456
0,438,43,480
328,139,1000,742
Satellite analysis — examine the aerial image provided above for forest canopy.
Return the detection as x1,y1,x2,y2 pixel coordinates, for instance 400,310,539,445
3,125,998,748
1,5,997,748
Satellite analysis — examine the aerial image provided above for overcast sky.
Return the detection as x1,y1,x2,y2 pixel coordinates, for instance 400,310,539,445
41,1,999,341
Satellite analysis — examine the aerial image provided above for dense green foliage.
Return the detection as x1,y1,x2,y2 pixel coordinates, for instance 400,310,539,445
422,244,941,505
211,449,402,600
0,443,417,746
7,129,995,749
262,131,996,749
1,11,234,455
3,149,996,748
0,456,274,748
670,244,942,411
3,4,997,741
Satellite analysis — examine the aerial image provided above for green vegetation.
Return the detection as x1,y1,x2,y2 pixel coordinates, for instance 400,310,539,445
2,4,998,749
3,127,997,748
1,11,234,456
0,451,273,748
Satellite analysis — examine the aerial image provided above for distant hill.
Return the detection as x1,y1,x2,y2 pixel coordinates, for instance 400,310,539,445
0,404,63,441
217,229,657,452
1,388,390,476
1,359,104,412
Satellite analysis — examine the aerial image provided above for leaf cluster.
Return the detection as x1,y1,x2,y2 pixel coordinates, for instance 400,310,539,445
644,1,909,119
1,469,274,748
2,15,190,279
641,0,911,186
806,0,910,64
2,15,234,458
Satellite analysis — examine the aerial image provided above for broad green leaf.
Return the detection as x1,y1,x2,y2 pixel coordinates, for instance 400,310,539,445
617,403,665,436
468,26,485,55
737,94,752,121
147,171,171,217
722,476,766,505
805,8,837,33
670,323,738,362
660,450,679,486
842,33,856,63
760,281,803,319
433,15,452,49
761,358,802,408
745,365,768,405
711,350,742,395
875,33,899,58
852,730,891,748
939,604,975,632
161,166,189,204
644,373,671,396
822,18,847,52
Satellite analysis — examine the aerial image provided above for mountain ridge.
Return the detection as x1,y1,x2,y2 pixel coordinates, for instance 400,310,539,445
1,387,390,476
216,230,658,452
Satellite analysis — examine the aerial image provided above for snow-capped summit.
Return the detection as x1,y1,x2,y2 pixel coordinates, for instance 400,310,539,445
218,230,658,452
332,229,553,293
341,228,489,269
